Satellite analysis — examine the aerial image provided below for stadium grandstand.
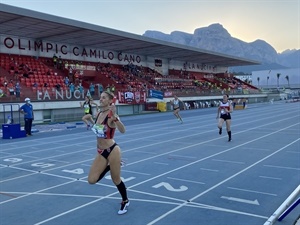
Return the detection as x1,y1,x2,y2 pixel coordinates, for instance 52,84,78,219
0,3,265,123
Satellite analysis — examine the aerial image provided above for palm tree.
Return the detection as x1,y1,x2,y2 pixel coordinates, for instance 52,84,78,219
267,76,269,87
285,75,290,87
257,77,260,86
277,73,281,87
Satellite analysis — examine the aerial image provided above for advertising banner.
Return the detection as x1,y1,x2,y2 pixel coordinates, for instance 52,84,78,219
148,89,164,100
117,91,146,104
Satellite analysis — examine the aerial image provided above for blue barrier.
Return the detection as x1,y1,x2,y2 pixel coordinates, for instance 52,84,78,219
278,197,300,221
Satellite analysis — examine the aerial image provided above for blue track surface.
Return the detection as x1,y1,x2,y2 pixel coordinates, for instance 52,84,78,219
0,101,299,225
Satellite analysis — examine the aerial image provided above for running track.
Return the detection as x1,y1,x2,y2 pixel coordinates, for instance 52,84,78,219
0,101,299,225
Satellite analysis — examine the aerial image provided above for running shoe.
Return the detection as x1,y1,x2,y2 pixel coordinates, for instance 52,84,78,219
118,200,130,215
219,128,222,135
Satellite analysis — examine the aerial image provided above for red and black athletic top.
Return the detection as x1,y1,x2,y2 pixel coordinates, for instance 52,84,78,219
219,101,231,114
96,113,116,139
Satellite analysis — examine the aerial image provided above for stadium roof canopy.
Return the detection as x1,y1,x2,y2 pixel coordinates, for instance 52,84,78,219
0,4,260,68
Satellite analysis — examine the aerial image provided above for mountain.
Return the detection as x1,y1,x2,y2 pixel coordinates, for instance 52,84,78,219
143,24,299,73
278,50,300,68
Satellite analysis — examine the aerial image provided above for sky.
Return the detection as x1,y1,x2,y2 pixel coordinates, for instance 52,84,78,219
1,0,299,53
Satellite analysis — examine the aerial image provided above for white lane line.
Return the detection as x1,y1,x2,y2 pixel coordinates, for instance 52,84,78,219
80,164,92,167
121,170,151,176
47,159,70,163
212,159,245,164
169,154,197,159
227,187,277,196
200,168,219,172
259,176,282,180
134,151,157,155
82,153,94,156
17,155,39,159
154,162,169,165
241,147,272,151
263,164,300,171
286,151,300,154
203,144,228,148
55,150,66,153
1,191,120,199
167,177,205,185
0,152,14,155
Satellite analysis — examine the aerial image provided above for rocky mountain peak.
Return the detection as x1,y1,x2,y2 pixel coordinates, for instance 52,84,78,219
142,24,299,72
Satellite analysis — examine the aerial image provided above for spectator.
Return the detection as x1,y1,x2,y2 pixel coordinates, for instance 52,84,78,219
89,82,95,96
52,54,58,68
64,77,69,86
7,83,15,96
69,83,75,96
68,66,73,81
64,60,69,70
78,83,84,95
97,83,103,96
58,56,63,70
23,71,29,78
20,98,34,136
55,83,61,91
15,82,21,100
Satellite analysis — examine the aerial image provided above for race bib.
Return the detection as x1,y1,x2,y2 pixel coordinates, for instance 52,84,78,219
221,109,225,114
91,124,107,138
84,104,90,113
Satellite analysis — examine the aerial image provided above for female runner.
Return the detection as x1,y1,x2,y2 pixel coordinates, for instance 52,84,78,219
88,91,129,215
